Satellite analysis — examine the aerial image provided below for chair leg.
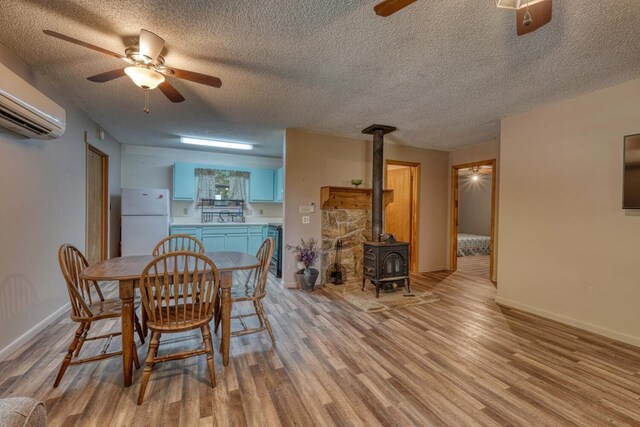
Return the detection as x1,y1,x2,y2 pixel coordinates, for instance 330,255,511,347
134,313,145,344
73,322,90,357
54,322,84,387
214,294,221,334
252,301,264,327
137,331,160,405
258,300,275,344
141,309,148,338
201,325,216,387
132,340,140,370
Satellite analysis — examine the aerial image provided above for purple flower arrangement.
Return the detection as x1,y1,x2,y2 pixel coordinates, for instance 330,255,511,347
287,238,319,273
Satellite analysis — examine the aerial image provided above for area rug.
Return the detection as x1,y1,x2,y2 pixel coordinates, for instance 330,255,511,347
324,281,439,313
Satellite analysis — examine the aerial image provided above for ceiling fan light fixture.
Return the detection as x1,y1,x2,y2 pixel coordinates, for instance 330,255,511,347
181,137,254,151
124,66,165,89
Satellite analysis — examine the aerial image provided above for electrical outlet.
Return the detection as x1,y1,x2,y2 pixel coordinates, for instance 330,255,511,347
302,216,310,224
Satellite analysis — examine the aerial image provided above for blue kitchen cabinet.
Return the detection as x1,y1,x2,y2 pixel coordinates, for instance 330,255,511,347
170,226,201,240
248,226,265,254
226,233,249,253
173,163,195,200
249,169,275,202
202,235,225,252
274,167,283,202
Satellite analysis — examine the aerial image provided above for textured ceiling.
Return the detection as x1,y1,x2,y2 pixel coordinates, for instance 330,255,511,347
2,1,640,157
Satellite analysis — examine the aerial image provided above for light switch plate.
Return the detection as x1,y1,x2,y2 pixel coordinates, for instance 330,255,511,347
299,205,313,214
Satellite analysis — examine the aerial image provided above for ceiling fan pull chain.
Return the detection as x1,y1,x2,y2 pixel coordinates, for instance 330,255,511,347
143,88,150,114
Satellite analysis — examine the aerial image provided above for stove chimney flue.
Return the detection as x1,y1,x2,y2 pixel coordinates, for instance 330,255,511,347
362,124,396,242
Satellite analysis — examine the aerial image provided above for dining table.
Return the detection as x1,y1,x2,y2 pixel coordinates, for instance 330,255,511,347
81,251,260,387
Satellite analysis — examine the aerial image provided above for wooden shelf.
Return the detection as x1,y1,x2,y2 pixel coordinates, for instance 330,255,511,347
320,186,394,210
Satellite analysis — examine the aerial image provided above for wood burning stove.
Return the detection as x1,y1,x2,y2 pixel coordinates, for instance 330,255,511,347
362,238,411,298
361,124,411,298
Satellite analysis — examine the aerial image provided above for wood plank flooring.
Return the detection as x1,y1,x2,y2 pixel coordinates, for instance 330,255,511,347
1,271,640,426
457,255,490,279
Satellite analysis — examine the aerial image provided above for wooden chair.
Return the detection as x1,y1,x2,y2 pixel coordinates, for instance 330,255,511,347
214,238,275,343
55,244,145,387
152,234,205,256
140,234,207,336
137,251,219,404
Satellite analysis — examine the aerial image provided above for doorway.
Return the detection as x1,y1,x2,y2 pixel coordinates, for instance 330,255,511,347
451,160,496,280
385,160,420,272
86,145,109,264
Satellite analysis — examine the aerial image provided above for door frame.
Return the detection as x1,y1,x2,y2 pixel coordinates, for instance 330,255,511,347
385,160,420,273
86,144,109,261
450,159,497,279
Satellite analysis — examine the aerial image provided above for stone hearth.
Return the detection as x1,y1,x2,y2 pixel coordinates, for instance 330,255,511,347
321,209,371,283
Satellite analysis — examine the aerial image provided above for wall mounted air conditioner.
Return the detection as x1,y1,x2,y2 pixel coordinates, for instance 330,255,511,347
0,62,66,140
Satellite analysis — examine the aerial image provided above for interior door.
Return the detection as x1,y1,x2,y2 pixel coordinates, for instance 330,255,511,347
86,145,108,264
385,166,412,243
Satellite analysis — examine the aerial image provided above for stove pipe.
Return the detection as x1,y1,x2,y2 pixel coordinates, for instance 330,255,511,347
362,124,397,242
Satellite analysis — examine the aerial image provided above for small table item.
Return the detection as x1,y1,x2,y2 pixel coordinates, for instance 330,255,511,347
81,251,260,387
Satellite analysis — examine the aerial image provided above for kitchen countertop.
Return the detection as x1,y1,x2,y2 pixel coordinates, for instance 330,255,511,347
171,217,282,227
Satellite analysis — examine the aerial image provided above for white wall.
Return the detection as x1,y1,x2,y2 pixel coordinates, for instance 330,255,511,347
458,172,492,236
284,129,449,288
121,144,283,218
497,77,640,346
0,42,122,357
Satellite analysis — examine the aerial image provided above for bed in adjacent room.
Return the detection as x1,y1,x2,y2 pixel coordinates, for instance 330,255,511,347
457,233,491,257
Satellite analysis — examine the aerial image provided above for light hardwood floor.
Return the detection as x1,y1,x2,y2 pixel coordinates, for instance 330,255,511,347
457,255,490,279
1,271,640,426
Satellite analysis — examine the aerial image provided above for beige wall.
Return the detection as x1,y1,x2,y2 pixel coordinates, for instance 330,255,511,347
284,129,449,287
497,77,640,346
449,139,500,280
121,144,283,219
458,172,492,236
0,42,122,357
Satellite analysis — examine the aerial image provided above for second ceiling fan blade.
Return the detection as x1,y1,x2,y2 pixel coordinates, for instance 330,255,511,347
166,67,222,88
158,81,185,103
87,68,126,83
43,30,126,60
517,0,552,36
139,29,165,61
374,0,418,17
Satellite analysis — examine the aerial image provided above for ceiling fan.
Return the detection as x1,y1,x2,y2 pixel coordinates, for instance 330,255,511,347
43,29,222,113
374,0,552,36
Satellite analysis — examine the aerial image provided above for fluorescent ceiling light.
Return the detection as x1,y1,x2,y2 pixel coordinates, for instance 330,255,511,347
180,137,253,150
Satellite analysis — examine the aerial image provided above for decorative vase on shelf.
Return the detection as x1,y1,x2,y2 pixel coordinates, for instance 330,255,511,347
351,179,363,188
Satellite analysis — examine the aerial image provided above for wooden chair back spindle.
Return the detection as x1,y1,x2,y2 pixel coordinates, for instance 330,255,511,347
152,235,205,257
58,244,105,320
252,237,274,298
139,251,219,330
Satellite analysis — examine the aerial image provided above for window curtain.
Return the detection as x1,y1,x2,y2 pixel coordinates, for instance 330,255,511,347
228,171,249,201
195,168,217,205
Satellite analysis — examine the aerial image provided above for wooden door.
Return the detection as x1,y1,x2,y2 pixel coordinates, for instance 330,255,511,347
86,145,108,264
386,167,412,244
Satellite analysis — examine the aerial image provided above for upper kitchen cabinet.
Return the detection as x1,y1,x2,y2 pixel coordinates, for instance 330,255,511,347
173,163,195,200
274,167,283,202
249,168,275,202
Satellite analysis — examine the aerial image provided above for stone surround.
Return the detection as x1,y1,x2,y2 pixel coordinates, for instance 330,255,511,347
321,209,371,283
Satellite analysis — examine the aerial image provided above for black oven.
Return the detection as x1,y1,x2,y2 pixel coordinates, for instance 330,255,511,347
267,224,282,278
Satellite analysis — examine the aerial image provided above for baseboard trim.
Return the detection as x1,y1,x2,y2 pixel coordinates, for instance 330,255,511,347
494,296,640,348
0,302,70,361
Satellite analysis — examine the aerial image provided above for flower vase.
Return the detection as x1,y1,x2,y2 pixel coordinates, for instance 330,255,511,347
296,268,319,291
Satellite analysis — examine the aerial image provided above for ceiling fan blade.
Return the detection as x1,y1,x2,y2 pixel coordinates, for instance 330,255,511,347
517,0,552,36
158,81,186,103
87,68,126,83
374,0,418,17
43,30,126,60
139,29,165,60
166,67,222,88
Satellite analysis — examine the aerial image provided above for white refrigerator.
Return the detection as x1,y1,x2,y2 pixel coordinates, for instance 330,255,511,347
121,188,170,256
